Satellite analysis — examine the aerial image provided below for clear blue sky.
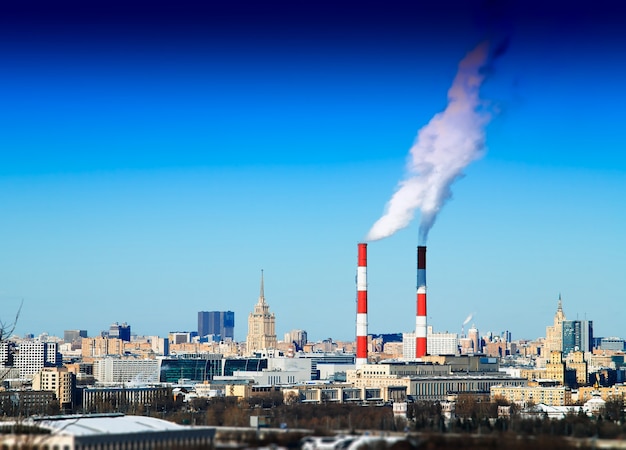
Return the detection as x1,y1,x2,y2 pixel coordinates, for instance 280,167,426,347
1,1,625,343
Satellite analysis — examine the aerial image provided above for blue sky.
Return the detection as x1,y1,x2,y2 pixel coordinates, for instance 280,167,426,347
1,1,625,343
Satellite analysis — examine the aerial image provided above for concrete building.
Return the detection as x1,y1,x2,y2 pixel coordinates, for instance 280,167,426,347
0,390,56,416
410,375,527,401
246,271,277,354
576,384,626,403
93,357,160,385
82,337,125,359
426,326,459,356
215,356,312,385
14,341,60,379
168,331,197,344
284,329,308,350
566,351,588,386
108,322,131,342
467,325,481,354
198,311,235,341
295,352,355,380
64,330,88,349
599,337,625,351
491,384,572,406
81,387,171,413
32,367,76,410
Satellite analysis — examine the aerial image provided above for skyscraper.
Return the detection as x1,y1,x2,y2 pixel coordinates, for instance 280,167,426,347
246,270,277,355
198,311,235,341
546,295,566,353
562,320,593,355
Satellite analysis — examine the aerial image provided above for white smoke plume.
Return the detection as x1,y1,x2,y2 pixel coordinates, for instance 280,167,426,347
462,313,474,327
366,41,496,244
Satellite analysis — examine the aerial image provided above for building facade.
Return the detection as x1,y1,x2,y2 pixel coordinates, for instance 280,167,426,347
93,357,160,384
82,337,125,359
198,311,235,341
32,367,76,410
246,271,277,355
491,385,572,406
14,341,60,379
108,322,131,342
562,320,593,355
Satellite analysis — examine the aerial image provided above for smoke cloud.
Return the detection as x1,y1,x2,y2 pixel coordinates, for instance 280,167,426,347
462,313,474,327
366,41,501,243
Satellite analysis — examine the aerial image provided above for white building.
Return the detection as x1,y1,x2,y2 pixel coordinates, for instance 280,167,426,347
14,341,60,379
402,332,416,360
402,329,459,359
427,327,459,356
215,356,312,385
93,357,160,385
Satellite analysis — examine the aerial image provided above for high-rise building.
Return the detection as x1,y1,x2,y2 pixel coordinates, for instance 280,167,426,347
546,295,566,353
109,322,131,342
198,311,235,341
14,341,61,379
246,270,277,355
562,320,593,355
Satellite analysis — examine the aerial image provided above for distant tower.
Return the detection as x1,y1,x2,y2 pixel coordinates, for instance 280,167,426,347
546,294,566,353
246,270,277,355
468,325,480,354
198,311,235,341
109,322,131,342
356,243,368,369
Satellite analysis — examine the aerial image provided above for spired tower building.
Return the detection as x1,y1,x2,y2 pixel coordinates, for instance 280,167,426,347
546,294,566,353
246,270,277,355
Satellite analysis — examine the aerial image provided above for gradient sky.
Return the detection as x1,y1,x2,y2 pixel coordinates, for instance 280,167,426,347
1,1,625,343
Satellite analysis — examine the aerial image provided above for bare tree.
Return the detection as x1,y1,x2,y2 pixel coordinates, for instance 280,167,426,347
0,300,23,342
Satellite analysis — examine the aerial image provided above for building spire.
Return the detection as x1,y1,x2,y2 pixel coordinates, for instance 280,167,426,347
557,293,562,312
259,269,265,304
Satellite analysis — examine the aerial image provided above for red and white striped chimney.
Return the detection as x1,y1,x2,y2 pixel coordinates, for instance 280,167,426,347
416,245,427,358
356,243,368,368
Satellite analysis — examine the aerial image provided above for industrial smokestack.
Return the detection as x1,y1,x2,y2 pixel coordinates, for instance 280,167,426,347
356,243,368,369
416,245,427,358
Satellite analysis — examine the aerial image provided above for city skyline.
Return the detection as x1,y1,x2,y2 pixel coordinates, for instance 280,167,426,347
1,2,625,342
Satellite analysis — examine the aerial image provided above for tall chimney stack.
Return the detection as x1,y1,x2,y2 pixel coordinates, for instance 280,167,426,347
356,243,368,369
416,245,427,358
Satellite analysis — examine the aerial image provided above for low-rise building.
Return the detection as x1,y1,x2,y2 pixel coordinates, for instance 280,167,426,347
491,384,572,406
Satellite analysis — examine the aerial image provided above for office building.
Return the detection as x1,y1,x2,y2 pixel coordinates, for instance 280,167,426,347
599,337,625,351
108,323,131,342
93,357,160,384
426,327,459,356
14,341,61,379
32,367,76,410
82,337,124,359
64,330,88,349
562,320,593,355
198,311,235,341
